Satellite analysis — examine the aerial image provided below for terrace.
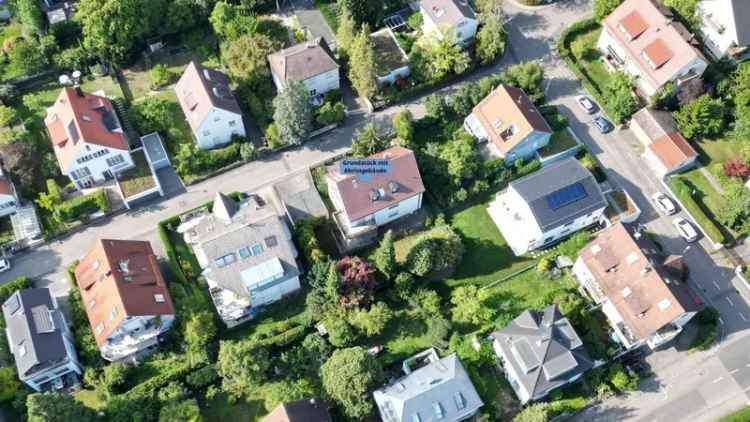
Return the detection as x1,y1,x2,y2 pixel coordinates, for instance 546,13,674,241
117,150,158,200
370,28,410,85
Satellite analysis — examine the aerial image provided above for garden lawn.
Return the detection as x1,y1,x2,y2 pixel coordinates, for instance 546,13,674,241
539,129,580,159
371,307,437,367
315,0,340,32
445,202,535,289
117,150,156,198
201,393,266,422
568,27,611,93
674,169,732,237
74,389,106,411
694,137,742,166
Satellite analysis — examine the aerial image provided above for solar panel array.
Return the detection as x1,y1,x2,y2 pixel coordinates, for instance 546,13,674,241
545,182,588,211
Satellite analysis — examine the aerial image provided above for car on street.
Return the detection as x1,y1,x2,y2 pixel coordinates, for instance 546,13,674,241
652,192,677,215
592,116,613,133
673,217,699,242
576,95,597,114
0,258,10,273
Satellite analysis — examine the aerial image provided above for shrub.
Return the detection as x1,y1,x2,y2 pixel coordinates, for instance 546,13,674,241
404,226,464,277
315,101,346,127
536,257,552,273
56,190,108,221
240,142,256,161
185,365,219,388
407,11,422,29
0,105,18,127
294,217,327,267
265,123,285,150
149,64,176,89
724,158,750,179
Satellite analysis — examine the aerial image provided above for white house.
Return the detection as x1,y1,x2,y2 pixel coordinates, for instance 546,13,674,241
44,87,134,190
487,157,607,256
175,61,246,150
75,239,176,362
2,288,83,392
420,0,478,45
492,305,593,404
326,146,425,250
463,84,553,163
180,193,302,327
629,108,698,176
596,0,708,97
699,0,750,61
0,166,18,217
572,222,699,350
268,38,340,99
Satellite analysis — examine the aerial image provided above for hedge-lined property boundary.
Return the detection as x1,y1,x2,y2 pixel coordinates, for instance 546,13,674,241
668,177,726,245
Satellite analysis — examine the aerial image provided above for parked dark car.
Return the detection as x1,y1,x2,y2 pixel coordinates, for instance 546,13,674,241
593,116,614,133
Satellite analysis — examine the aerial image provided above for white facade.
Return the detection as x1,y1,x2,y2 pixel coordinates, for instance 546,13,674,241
61,141,135,190
420,9,478,45
596,28,709,97
0,190,18,218
193,107,246,150
272,67,340,98
699,0,748,59
99,314,175,362
572,258,696,350
488,187,605,256
327,179,424,231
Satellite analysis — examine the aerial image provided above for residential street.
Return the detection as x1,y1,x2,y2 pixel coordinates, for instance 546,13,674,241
3,0,750,420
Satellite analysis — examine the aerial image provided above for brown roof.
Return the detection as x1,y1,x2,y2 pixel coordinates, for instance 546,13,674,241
578,223,698,341
44,87,129,171
327,146,425,222
471,84,552,155
648,132,697,171
175,61,243,132
642,39,673,69
268,38,338,84
420,0,476,26
74,239,175,346
262,399,331,422
603,0,704,89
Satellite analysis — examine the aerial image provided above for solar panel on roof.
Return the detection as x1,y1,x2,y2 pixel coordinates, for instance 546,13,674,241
545,182,588,210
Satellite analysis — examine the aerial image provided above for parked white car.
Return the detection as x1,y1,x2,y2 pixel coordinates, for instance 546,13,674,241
673,218,699,242
652,192,677,215
576,95,597,114
0,258,10,273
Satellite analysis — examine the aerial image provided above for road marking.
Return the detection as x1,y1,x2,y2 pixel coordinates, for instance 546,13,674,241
713,280,721,290
741,313,748,322
730,369,740,375
727,297,735,307
713,377,724,383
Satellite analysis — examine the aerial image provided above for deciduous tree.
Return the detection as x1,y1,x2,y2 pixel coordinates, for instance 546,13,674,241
158,399,202,422
594,0,623,20
602,71,637,123
272,80,312,145
673,94,725,140
450,285,495,325
335,256,378,309
392,109,414,148
217,340,271,399
476,16,506,65
16,0,44,37
321,347,383,419
223,33,279,85
349,301,393,336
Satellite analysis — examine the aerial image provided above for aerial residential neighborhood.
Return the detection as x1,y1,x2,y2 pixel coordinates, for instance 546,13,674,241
1,0,750,421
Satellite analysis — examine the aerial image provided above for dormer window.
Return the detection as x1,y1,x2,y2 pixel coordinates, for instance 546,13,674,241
154,294,165,303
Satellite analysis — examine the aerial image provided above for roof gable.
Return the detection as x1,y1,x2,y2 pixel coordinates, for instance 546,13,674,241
268,38,338,83
420,0,476,25
175,61,243,133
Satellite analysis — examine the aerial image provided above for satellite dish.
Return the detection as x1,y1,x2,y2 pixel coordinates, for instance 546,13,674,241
71,70,82,80
58,74,71,86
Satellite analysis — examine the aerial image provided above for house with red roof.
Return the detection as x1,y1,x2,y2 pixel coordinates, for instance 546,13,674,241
74,239,175,362
44,87,134,190
629,108,698,176
175,61,246,150
596,0,708,97
326,146,425,250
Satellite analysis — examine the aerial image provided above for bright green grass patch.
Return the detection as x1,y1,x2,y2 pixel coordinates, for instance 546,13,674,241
695,137,743,165
720,405,750,422
74,389,106,411
569,27,611,93
446,202,534,288
371,308,436,367
539,129,580,158
675,168,730,235
201,393,266,422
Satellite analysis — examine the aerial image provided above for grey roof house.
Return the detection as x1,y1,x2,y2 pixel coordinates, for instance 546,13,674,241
2,288,82,392
180,193,302,327
374,348,483,422
492,305,593,403
488,157,607,255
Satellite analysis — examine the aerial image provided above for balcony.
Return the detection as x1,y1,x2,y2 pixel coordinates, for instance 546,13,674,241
208,285,254,327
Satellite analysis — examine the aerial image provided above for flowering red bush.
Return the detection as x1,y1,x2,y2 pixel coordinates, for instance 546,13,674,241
724,158,750,179
335,256,378,309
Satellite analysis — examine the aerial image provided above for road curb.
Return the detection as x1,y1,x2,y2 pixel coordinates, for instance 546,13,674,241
506,0,557,11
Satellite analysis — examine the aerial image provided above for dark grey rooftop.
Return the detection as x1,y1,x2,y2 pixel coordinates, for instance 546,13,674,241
2,288,71,378
492,305,593,401
510,157,606,232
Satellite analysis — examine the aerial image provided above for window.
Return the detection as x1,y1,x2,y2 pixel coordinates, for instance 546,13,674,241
411,414,421,422
432,402,444,419
95,322,104,335
203,130,210,136
388,211,399,218
214,253,236,267
264,236,278,248
310,89,317,96
228,120,236,127
18,344,26,357
238,247,251,259
454,392,466,410
154,294,165,303
88,299,96,309
214,116,221,122
70,167,91,180
106,154,125,167
250,243,263,255
388,203,399,210
109,307,118,321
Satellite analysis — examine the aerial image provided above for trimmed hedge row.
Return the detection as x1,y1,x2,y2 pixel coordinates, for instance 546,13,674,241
158,217,188,285
255,325,308,349
294,217,328,268
669,177,726,244
123,362,198,400
57,189,109,221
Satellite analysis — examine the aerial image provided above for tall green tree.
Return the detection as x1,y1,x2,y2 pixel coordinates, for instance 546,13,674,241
184,310,217,364
348,27,377,100
392,108,414,148
159,399,202,422
338,0,377,26
503,61,545,103
349,301,393,336
450,285,495,325
223,33,279,86
210,1,257,40
602,71,637,123
321,347,384,419
0,367,22,402
27,393,97,422
439,131,481,185
664,0,700,28
335,5,357,57
350,121,387,157
16,0,44,37
414,32,470,81
8,39,46,75
217,340,271,399
263,379,318,412
594,0,623,20
673,94,725,139
272,80,312,145
373,230,396,279
78,0,160,65
476,16,506,65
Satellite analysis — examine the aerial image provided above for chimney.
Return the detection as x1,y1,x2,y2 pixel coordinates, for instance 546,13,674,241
75,86,84,97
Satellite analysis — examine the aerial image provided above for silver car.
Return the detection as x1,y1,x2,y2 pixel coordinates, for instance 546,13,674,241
673,218,698,242
652,192,677,215
576,95,597,114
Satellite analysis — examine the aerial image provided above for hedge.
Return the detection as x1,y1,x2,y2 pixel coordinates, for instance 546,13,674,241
256,325,308,349
56,189,109,221
558,18,603,95
123,362,198,400
158,218,189,285
294,217,328,268
669,177,726,244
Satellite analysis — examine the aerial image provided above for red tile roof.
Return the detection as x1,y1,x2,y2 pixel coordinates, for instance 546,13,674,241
328,146,425,222
648,132,697,171
618,10,648,40
44,87,129,171
642,39,673,69
74,239,175,347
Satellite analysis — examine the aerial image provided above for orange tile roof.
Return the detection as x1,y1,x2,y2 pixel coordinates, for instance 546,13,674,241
578,223,697,340
74,239,175,346
648,132,697,171
603,0,704,90
327,146,425,222
642,39,673,69
471,85,552,155
44,87,129,171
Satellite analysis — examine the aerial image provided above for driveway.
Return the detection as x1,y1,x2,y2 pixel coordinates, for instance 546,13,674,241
290,0,336,48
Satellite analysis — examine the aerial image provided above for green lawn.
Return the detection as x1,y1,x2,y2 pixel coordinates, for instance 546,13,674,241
694,137,742,166
674,169,730,237
315,0,340,32
74,389,106,411
569,27,612,93
539,129,580,159
201,393,266,422
445,202,535,289
371,307,437,367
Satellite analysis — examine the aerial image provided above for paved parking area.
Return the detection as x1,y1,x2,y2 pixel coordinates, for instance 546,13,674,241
291,0,336,48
